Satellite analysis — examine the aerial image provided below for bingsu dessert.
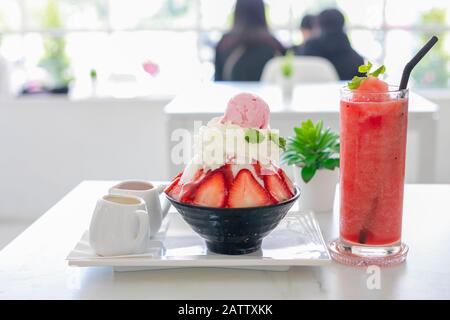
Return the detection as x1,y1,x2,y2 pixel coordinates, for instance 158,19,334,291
165,93,295,208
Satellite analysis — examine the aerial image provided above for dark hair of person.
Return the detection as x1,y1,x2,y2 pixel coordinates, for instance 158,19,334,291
217,0,284,53
300,14,316,30
318,8,345,33
232,0,268,32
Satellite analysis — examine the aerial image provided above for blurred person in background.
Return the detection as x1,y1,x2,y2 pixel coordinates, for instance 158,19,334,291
214,0,286,81
300,8,364,80
292,14,318,55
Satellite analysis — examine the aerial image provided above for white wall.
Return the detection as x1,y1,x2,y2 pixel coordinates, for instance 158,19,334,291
422,91,450,183
0,97,169,221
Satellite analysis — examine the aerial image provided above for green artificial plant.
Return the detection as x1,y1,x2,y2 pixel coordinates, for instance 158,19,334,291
282,119,340,183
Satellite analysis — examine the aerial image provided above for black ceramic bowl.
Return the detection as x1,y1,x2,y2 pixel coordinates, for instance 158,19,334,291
166,187,300,255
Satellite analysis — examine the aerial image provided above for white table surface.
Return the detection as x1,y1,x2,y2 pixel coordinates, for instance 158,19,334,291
165,82,438,114
1,181,449,299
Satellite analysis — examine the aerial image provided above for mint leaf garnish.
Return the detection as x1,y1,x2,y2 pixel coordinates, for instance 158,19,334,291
348,76,363,90
370,65,386,77
358,61,372,74
244,129,265,144
269,132,286,151
348,61,386,90
278,137,286,150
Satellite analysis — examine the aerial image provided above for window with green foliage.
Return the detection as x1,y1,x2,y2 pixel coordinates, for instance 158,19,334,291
412,9,449,88
0,0,449,91
38,0,71,88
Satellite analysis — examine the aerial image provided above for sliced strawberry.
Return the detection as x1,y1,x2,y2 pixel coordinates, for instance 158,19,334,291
165,171,183,194
278,169,295,196
174,171,183,179
192,169,204,181
164,177,182,200
165,176,180,194
219,164,234,189
192,171,226,208
228,169,274,208
264,172,294,203
252,161,262,177
179,169,208,202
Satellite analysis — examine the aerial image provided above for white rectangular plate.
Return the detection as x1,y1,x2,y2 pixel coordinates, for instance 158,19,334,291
67,211,331,271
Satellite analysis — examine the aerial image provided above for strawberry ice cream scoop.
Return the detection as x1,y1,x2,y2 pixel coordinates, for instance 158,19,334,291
222,93,270,129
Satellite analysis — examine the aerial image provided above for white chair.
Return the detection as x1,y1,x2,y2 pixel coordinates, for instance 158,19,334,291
261,56,339,84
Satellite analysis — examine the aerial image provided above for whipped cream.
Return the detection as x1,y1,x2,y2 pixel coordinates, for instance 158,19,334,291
180,117,281,184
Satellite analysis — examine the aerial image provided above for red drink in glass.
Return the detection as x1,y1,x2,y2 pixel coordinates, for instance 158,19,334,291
329,87,409,266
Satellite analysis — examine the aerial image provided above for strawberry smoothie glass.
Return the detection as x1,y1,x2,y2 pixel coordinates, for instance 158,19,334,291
329,86,409,266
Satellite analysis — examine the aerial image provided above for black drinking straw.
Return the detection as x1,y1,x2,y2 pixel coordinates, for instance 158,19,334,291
399,36,439,90
358,36,439,245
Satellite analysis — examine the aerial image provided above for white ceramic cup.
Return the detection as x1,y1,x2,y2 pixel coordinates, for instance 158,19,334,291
89,194,149,256
109,181,170,237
